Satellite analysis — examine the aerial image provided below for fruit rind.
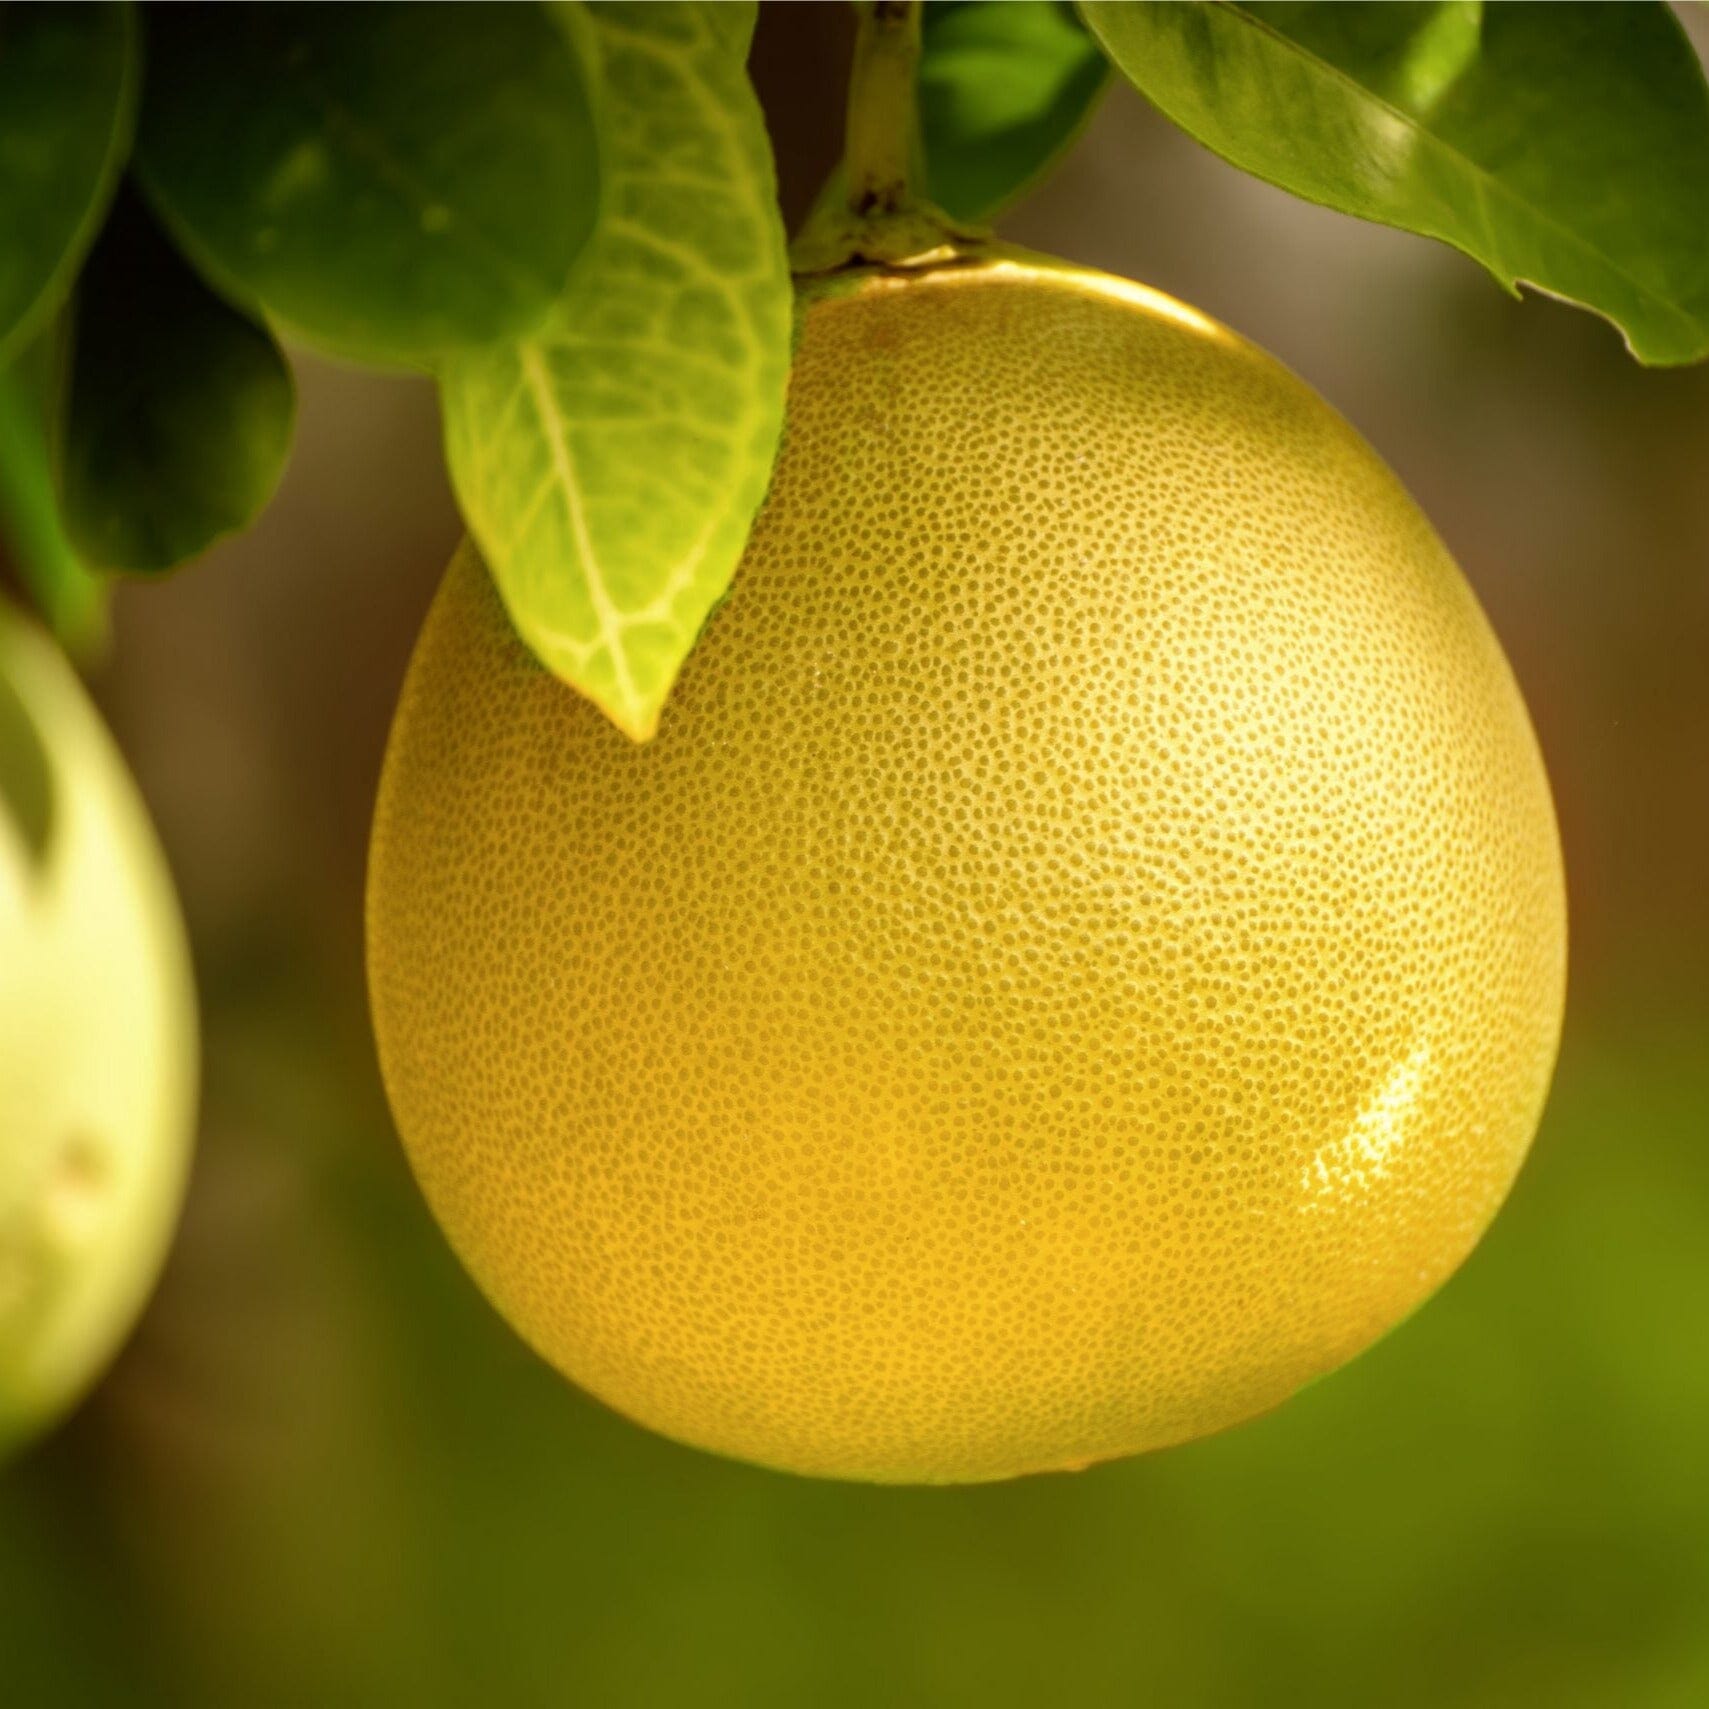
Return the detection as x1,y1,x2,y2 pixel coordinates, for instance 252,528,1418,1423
370,253,1565,1483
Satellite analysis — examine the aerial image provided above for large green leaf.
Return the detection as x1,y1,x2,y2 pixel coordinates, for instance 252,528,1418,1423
58,188,296,576
0,2,137,363
1079,1,1709,366
0,343,106,652
921,1,1109,223
135,3,600,366
440,1,791,742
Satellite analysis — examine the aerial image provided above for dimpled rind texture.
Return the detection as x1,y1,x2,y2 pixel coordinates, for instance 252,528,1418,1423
0,610,197,1456
367,256,1567,1484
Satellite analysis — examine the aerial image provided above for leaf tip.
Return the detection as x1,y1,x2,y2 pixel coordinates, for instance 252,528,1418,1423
600,696,663,746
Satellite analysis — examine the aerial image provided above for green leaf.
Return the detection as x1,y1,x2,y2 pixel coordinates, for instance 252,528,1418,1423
0,2,137,363
135,2,600,366
57,188,295,576
0,342,106,654
1079,0,1709,366
920,1,1109,223
440,1,791,742
0,614,54,870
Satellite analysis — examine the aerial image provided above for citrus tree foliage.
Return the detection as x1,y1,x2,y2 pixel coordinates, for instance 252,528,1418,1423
1,0,1708,754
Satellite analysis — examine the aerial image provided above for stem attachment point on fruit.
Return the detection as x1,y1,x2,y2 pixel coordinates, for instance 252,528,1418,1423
790,0,987,279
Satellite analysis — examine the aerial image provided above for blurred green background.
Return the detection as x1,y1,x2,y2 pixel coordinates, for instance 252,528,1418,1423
5,9,1708,1704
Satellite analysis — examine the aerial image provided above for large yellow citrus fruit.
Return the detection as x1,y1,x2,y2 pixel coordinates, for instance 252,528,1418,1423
0,604,197,1457
368,250,1566,1483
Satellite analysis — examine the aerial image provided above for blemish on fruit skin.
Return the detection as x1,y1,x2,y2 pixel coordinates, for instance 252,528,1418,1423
42,1132,113,1248
420,204,453,236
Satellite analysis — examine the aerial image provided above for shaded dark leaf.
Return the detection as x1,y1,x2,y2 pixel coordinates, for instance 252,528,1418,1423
59,188,295,575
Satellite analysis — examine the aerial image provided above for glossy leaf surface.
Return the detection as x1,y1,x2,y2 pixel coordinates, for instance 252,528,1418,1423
1081,1,1709,364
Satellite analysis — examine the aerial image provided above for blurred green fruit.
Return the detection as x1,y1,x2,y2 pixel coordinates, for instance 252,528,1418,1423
0,601,197,1457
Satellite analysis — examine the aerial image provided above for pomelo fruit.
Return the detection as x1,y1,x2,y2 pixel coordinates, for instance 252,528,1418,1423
367,250,1566,1483
0,602,197,1457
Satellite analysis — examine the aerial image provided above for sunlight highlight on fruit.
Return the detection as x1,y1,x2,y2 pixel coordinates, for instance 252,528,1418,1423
0,607,197,1456
367,250,1566,1483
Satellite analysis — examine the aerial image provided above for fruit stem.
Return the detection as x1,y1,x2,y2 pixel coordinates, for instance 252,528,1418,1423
0,365,107,659
790,1,986,277
844,0,924,221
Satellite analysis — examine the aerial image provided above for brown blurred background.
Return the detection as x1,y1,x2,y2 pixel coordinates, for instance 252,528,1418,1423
4,8,1706,1706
